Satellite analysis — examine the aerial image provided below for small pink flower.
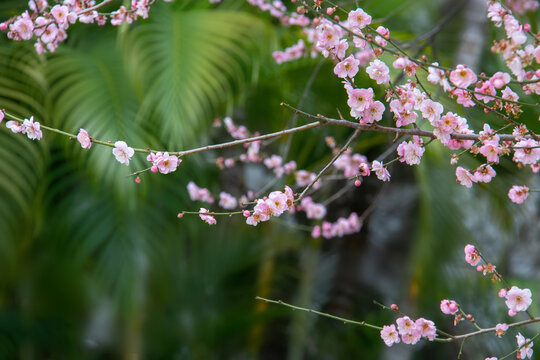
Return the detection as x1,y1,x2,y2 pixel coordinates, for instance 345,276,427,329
10,17,34,40
380,324,400,346
513,139,540,165
489,72,511,89
6,120,25,134
346,86,374,113
199,208,216,225
334,55,360,79
516,333,534,359
508,185,529,204
51,5,69,24
219,192,237,210
449,64,477,88
396,316,415,335
415,318,437,341
440,299,459,315
474,165,496,183
464,244,481,266
401,330,421,345
419,99,443,124
23,116,42,140
371,160,390,181
505,286,532,315
455,167,476,188
347,8,371,29
156,152,180,174
77,128,91,149
0,109,4,123
112,140,134,165
495,323,509,337
397,137,424,165
366,59,390,84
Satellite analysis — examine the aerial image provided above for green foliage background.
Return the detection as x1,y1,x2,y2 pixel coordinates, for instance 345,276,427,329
0,0,538,359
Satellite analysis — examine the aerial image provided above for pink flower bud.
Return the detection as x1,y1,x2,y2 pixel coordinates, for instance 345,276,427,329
523,24,531,32
476,265,483,272
354,179,361,187
390,304,399,311
499,288,507,298
177,212,184,219
466,314,473,321
151,165,158,173
448,303,458,313
243,210,250,217
135,176,141,184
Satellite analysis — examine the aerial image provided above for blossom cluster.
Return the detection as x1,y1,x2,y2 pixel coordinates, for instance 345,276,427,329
311,212,361,239
5,116,43,140
244,186,294,226
1,0,173,54
380,315,437,346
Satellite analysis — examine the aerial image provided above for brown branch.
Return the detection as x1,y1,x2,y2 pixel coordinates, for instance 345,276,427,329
281,103,530,142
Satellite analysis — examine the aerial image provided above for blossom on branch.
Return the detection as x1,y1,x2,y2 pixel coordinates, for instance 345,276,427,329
112,141,134,165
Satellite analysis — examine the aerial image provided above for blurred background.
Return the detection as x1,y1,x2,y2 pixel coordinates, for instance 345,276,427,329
0,0,539,359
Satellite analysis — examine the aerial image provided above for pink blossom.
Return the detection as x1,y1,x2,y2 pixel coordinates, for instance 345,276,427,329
41,23,58,44
6,120,25,134
455,167,476,188
23,116,42,140
419,99,443,123
366,59,390,84
199,208,216,225
440,299,459,315
267,191,289,216
0,109,4,123
501,86,519,101
10,17,34,40
401,331,421,345
464,244,481,266
505,286,532,315
392,57,417,76
449,64,477,88
397,136,425,165
380,324,400,346
311,225,321,238
489,72,511,89
513,139,540,164
186,182,214,203
347,8,371,29
508,185,529,204
346,86,374,114
396,316,415,335
112,141,134,165
516,333,534,359
51,5,69,25
478,142,499,163
361,101,385,124
219,192,237,210
301,197,327,219
474,81,496,103
371,160,390,181
415,318,437,341
495,323,508,337
156,152,180,174
77,128,91,149
334,55,359,79
499,288,507,298
474,165,496,183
